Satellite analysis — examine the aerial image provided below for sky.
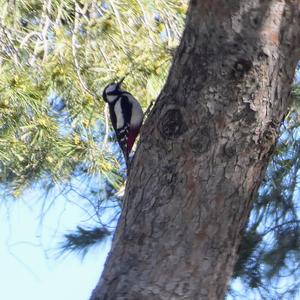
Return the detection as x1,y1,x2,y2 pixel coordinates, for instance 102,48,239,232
0,188,112,300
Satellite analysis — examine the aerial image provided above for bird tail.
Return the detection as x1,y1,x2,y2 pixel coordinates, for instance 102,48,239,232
123,149,130,173
125,156,131,176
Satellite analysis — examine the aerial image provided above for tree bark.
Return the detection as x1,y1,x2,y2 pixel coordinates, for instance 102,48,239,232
91,1,300,299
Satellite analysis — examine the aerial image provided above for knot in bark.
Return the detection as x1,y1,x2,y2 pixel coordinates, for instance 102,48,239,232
231,59,253,79
159,108,187,139
190,126,211,154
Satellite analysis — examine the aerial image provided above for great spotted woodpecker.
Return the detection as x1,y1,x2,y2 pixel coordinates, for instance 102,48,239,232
102,78,144,167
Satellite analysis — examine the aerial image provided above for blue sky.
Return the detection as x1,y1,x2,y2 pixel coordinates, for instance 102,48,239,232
0,188,111,300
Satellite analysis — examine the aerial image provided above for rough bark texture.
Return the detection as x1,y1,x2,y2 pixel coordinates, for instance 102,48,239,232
91,1,300,299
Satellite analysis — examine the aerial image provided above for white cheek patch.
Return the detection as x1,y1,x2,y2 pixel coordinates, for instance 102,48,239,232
114,100,125,129
106,94,119,103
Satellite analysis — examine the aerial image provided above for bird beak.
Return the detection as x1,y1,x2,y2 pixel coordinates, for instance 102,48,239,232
117,77,125,88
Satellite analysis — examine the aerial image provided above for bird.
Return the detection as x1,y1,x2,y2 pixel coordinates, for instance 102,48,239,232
102,78,144,168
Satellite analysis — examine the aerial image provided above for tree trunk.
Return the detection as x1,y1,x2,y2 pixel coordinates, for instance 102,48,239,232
91,1,300,299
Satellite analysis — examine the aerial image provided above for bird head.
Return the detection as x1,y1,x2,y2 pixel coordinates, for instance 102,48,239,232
102,77,125,103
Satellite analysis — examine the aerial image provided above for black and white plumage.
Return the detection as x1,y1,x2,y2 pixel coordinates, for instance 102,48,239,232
102,78,144,167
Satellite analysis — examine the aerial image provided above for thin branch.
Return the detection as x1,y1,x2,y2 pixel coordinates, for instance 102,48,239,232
108,0,125,40
136,0,153,37
0,23,20,66
41,0,52,62
102,104,110,150
71,1,97,98
97,43,111,67
20,31,41,48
